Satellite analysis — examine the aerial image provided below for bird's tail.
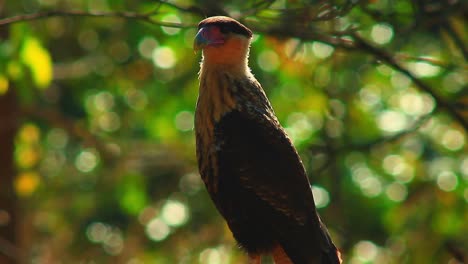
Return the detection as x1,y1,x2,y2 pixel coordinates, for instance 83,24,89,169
272,243,342,264
272,244,293,264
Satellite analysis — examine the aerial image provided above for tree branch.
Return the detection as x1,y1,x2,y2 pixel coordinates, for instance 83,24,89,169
0,9,192,28
351,33,468,131
2,6,465,133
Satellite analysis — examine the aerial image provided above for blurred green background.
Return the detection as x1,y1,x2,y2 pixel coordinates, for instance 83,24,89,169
0,0,467,263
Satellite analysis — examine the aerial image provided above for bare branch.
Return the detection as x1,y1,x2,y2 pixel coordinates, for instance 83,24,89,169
0,9,193,28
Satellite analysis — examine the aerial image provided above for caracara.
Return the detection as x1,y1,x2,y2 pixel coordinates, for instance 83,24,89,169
193,16,342,264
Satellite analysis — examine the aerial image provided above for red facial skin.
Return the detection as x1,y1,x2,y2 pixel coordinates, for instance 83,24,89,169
200,26,225,46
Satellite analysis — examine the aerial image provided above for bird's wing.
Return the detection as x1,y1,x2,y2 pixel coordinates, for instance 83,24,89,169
214,109,339,263
215,109,315,224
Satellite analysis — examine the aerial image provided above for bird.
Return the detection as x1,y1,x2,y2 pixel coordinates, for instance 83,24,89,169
193,16,342,264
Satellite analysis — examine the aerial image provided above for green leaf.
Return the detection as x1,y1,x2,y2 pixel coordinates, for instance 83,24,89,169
117,173,148,215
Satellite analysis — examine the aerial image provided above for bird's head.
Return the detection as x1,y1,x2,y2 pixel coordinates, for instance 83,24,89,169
194,16,252,68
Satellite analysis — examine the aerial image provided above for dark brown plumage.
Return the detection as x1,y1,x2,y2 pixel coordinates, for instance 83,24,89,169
194,16,342,264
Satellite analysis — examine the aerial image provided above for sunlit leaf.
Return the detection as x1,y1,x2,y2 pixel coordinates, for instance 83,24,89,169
14,171,40,197
117,174,148,215
20,37,53,89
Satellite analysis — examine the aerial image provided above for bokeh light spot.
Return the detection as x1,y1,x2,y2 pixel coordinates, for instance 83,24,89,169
399,93,424,116
0,74,9,95
200,248,221,264
371,23,394,45
146,218,170,242
361,177,382,197
46,128,68,149
199,246,229,264
175,111,194,132
383,155,405,175
409,61,441,77
382,154,414,183
378,110,407,133
441,129,465,151
138,37,158,59
98,112,121,132
161,200,189,227
19,123,41,143
354,240,379,262
390,72,411,90
86,222,110,243
103,229,124,256
311,185,330,208
86,222,123,255
161,14,182,35
286,112,315,143
94,91,115,111
257,50,279,72
325,119,343,139
125,89,148,110
359,85,381,108
179,172,203,194
427,157,455,180
436,171,458,192
14,171,40,197
16,146,40,169
312,42,334,59
385,182,407,202
152,46,176,69
75,149,99,173
351,164,383,197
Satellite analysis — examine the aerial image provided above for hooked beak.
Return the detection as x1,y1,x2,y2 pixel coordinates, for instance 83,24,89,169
193,26,225,51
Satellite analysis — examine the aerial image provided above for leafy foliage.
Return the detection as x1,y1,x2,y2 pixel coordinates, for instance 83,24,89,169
0,0,467,263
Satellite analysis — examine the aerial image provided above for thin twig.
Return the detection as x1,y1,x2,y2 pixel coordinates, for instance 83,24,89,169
442,19,468,61
394,54,453,68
